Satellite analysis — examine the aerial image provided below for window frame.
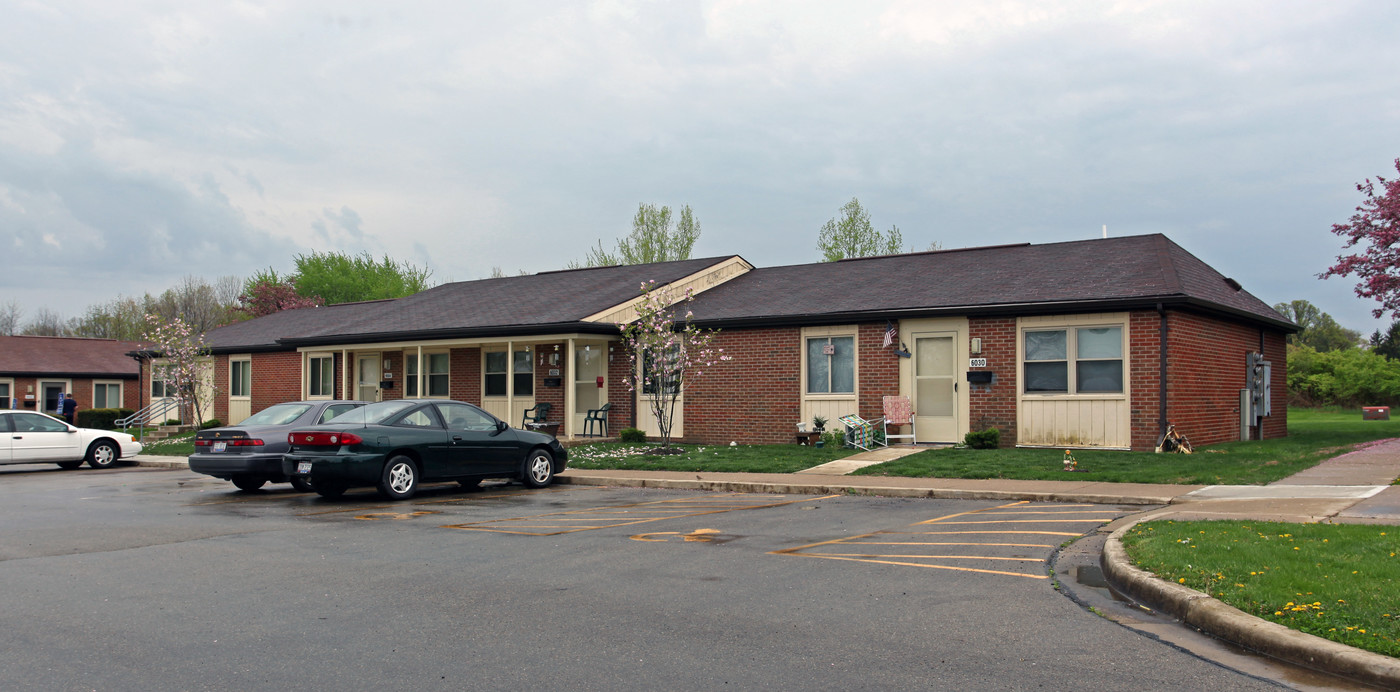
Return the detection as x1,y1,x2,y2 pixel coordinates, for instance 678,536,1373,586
92,381,123,409
1019,321,1126,397
805,334,856,396
307,353,335,399
483,349,530,398
230,357,252,399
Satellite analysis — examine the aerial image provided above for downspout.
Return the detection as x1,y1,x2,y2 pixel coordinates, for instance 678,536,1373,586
1158,303,1169,442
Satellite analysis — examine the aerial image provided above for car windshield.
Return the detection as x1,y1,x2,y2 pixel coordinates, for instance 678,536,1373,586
240,404,313,426
325,400,417,426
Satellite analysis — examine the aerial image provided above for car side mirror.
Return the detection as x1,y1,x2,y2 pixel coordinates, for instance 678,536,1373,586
496,420,508,433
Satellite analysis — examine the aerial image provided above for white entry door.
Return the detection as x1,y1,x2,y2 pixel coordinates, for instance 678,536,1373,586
914,334,958,442
357,355,381,402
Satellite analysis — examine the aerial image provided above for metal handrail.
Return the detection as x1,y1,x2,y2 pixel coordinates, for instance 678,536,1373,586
117,397,185,442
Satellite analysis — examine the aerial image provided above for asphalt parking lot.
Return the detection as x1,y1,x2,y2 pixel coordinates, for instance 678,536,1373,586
0,465,1292,691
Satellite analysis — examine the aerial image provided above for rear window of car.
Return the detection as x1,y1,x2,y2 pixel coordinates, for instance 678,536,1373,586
319,403,364,424
241,404,312,426
326,400,416,426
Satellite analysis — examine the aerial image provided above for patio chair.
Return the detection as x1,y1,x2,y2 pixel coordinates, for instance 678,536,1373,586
521,402,552,428
839,413,887,452
882,396,916,445
583,402,612,437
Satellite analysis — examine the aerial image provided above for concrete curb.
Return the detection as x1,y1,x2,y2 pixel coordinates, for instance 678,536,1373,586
1101,518,1400,689
555,473,1173,505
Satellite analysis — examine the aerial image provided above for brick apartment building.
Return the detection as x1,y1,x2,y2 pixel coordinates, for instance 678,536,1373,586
151,234,1294,451
0,335,144,416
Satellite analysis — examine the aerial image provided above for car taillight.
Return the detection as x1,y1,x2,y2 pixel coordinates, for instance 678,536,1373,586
195,438,264,447
289,432,363,446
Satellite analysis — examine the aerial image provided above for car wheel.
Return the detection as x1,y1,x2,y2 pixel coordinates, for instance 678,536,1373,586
289,476,315,493
86,441,119,469
232,475,267,491
521,448,555,488
377,456,418,500
458,477,481,489
314,481,347,499
57,460,83,470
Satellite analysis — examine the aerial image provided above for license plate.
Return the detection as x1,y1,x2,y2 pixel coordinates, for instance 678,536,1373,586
297,462,312,474
212,442,227,453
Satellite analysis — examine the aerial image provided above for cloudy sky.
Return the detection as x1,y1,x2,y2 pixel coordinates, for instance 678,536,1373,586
3,1,1399,334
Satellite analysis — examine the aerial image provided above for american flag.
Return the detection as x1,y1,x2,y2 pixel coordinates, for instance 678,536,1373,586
883,321,896,348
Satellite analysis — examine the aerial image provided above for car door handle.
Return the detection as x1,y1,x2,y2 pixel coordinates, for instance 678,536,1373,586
452,435,464,441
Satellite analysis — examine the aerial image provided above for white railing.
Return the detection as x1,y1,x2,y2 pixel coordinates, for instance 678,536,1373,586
117,398,185,442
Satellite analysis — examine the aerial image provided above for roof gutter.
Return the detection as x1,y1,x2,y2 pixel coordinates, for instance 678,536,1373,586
272,321,621,350
689,295,1298,332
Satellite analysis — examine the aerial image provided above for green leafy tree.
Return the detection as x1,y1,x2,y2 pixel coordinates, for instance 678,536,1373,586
1371,321,1400,360
575,203,701,268
291,251,434,305
1272,300,1362,352
1286,344,1400,407
817,197,904,261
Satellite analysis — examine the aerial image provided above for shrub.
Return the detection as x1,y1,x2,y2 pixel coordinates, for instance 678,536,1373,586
821,429,845,448
76,408,135,430
964,428,1001,449
201,419,222,429
163,419,182,426
618,427,647,443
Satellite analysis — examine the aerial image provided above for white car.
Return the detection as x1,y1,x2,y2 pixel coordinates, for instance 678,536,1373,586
0,409,144,469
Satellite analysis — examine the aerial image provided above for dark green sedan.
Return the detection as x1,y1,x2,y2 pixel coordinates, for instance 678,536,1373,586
282,399,567,500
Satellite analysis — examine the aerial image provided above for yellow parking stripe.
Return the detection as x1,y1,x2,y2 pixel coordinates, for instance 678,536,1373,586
444,494,839,536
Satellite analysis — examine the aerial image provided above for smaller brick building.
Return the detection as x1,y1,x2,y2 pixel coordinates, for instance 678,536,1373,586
0,335,144,416
162,234,1295,451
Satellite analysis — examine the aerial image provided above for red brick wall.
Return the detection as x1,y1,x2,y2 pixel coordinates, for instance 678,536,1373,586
682,327,801,444
967,318,1017,445
1163,311,1288,447
253,352,305,410
606,342,631,432
212,354,230,422
858,322,900,420
1128,310,1164,450
450,347,481,404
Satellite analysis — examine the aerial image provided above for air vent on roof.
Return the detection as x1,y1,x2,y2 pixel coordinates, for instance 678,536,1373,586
1224,277,1242,291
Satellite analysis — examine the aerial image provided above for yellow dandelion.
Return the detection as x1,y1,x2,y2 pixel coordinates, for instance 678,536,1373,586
1178,578,1186,584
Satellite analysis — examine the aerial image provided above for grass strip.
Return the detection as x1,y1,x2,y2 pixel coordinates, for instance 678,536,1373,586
1120,519,1400,658
567,442,856,474
853,408,1400,485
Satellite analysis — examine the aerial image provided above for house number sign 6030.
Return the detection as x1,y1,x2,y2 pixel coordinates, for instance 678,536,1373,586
969,358,988,368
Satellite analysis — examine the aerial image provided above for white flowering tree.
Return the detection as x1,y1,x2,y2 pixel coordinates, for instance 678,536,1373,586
142,314,215,426
617,281,731,453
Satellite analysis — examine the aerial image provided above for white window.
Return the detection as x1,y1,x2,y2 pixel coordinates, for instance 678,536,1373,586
231,358,251,398
806,336,855,394
93,382,123,409
1024,326,1123,394
308,355,334,397
483,350,530,397
407,352,450,397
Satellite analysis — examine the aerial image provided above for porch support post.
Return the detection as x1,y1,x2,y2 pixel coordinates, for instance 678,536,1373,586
565,338,576,438
416,345,424,398
506,340,514,424
340,349,348,400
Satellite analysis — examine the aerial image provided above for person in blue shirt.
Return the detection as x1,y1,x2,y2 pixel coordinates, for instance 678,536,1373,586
61,393,77,424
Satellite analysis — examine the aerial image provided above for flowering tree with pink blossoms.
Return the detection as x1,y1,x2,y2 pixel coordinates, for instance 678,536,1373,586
1323,158,1400,318
142,314,216,426
617,281,731,453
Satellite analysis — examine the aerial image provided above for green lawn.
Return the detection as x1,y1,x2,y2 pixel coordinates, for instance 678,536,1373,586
566,442,856,474
138,432,195,456
1121,520,1400,658
852,408,1400,485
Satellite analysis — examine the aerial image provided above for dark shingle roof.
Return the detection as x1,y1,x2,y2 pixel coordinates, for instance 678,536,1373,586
0,336,145,377
203,234,1292,353
684,234,1291,329
207,257,733,350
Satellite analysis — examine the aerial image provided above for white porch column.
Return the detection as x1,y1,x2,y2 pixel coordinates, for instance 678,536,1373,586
416,345,424,398
565,338,576,438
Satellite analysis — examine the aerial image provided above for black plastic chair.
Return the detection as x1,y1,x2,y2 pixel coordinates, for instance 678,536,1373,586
521,402,552,428
582,402,612,437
